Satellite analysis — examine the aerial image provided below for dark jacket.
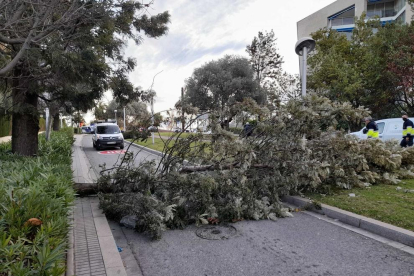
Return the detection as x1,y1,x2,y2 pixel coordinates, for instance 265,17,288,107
363,121,379,138
403,119,414,137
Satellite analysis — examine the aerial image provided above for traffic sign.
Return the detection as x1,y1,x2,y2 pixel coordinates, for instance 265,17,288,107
98,150,126,155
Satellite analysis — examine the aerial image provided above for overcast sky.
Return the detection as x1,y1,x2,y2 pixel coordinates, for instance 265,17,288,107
92,0,335,122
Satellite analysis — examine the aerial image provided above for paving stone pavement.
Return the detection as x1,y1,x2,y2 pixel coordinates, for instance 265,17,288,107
74,198,107,276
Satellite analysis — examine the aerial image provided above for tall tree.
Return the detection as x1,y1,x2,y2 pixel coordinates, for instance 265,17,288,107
246,30,283,87
308,16,414,122
384,23,414,114
0,0,170,155
307,15,394,127
246,30,299,111
184,55,264,129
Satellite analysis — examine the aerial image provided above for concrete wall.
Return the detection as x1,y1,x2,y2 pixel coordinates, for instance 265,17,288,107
406,2,413,23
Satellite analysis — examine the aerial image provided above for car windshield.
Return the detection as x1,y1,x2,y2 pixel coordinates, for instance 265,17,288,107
97,125,120,134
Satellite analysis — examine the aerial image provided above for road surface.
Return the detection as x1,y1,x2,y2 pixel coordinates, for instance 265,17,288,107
80,135,414,276
81,134,162,175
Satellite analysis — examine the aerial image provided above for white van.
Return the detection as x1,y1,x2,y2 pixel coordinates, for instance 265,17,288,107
92,123,124,150
350,118,413,141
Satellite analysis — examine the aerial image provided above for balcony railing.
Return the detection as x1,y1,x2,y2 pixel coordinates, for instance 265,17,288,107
366,9,397,18
331,17,355,27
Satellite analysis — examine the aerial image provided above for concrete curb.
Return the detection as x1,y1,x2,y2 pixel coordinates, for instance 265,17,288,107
66,208,75,276
91,201,127,276
282,195,414,248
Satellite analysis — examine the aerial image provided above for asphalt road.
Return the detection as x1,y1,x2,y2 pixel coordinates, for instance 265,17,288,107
81,135,414,276
81,134,162,175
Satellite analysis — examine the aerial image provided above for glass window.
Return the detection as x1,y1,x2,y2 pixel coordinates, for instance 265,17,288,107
377,122,385,134
97,125,120,134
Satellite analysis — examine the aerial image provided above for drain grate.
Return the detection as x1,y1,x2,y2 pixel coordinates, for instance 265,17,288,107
196,225,237,240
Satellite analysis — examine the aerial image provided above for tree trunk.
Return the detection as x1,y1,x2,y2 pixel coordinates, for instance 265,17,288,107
11,68,39,156
53,113,60,131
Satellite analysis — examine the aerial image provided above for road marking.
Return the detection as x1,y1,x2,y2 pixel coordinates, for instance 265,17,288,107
98,150,126,155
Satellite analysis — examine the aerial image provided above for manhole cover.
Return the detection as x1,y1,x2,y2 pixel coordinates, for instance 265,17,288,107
196,225,237,240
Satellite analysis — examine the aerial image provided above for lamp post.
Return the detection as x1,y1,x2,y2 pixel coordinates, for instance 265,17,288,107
295,37,316,97
123,107,126,131
114,109,117,123
151,95,155,145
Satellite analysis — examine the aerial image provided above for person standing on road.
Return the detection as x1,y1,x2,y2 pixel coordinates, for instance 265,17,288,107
401,114,414,147
363,117,379,139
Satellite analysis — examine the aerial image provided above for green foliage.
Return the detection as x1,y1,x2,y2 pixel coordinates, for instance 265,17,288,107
0,129,74,275
184,55,265,128
308,15,411,123
2,1,170,155
98,95,414,240
229,127,242,135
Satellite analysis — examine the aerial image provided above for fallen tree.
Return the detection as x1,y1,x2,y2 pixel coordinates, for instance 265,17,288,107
96,95,414,239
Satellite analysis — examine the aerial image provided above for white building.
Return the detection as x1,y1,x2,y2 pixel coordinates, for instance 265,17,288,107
297,0,411,72
298,0,411,40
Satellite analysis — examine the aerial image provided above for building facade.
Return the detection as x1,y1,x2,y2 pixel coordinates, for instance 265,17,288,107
297,0,411,71
298,0,411,40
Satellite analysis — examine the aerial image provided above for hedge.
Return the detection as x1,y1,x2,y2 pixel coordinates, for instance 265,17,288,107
0,127,75,276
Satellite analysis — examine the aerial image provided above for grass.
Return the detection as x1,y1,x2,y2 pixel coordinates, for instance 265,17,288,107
156,131,193,138
127,136,210,154
308,180,414,232
127,137,172,152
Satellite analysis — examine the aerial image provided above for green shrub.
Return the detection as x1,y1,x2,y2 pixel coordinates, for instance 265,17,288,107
0,129,74,275
229,127,242,135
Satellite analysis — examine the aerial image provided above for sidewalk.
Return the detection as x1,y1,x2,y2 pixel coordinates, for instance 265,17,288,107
70,134,127,276
0,135,11,143
72,134,98,184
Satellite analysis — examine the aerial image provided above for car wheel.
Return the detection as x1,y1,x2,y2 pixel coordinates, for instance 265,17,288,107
96,144,101,151
120,144,124,149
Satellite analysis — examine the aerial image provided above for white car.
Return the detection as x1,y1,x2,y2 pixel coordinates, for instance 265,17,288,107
92,123,124,150
350,118,414,141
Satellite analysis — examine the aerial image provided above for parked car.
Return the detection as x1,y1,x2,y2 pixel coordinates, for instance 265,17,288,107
92,123,124,150
350,118,413,142
81,126,92,134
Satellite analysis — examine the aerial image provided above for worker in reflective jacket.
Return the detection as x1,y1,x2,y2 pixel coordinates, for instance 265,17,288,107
401,114,414,147
363,117,379,138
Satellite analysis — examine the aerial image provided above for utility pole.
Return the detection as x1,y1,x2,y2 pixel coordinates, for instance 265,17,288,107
181,87,185,132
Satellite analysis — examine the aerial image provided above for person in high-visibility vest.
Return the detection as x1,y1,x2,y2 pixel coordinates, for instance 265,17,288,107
363,117,379,139
401,114,414,147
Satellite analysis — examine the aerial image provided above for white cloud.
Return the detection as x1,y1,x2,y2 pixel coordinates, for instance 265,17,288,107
115,0,336,114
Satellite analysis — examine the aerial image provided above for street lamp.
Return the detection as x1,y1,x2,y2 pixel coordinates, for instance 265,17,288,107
123,107,126,131
295,37,316,97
